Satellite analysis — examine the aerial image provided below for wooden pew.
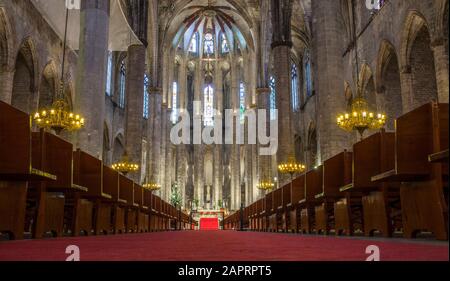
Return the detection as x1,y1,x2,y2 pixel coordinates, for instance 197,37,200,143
134,183,149,233
150,193,158,231
313,151,352,235
73,149,113,235
30,131,86,238
289,174,305,233
265,191,275,232
119,175,137,233
0,102,57,240
143,188,153,232
335,130,398,237
282,183,291,232
300,166,323,234
372,102,448,240
273,187,283,232
103,165,127,234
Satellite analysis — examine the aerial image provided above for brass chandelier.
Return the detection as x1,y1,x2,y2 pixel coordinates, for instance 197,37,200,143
278,155,306,176
111,152,139,175
337,96,386,138
257,179,275,191
33,7,84,135
143,175,161,192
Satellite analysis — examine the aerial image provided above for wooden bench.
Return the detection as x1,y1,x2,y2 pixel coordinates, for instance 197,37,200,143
273,188,283,232
314,151,352,235
119,174,138,233
300,166,323,234
0,101,56,240
103,165,127,234
73,149,113,235
335,130,397,236
289,174,305,233
372,102,448,240
30,131,86,238
133,183,149,232
143,188,153,232
282,183,292,232
265,191,276,232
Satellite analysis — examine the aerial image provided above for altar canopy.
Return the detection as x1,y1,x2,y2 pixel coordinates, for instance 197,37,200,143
30,0,142,51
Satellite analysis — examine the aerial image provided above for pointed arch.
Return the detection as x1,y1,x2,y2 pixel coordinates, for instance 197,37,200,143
358,64,377,110
401,11,438,107
38,61,58,108
0,7,13,72
376,40,403,129
11,37,39,113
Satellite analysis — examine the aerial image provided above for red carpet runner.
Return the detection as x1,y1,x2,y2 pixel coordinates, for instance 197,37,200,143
0,231,448,261
200,218,219,230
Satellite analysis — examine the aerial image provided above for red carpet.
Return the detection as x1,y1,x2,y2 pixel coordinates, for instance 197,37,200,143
0,231,448,261
200,218,219,230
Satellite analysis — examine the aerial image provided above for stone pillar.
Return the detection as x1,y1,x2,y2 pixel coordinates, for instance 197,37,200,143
311,0,348,162
159,103,168,199
272,43,293,185
164,108,173,201
125,44,145,183
256,87,272,200
149,87,162,188
75,0,109,158
0,69,15,103
431,40,449,103
400,65,414,112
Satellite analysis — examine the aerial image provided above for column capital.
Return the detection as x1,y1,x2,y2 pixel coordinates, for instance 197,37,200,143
271,41,293,50
430,37,445,48
149,87,162,95
401,65,412,74
256,87,271,95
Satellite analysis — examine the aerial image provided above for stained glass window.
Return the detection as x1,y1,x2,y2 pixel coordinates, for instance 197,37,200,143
204,85,214,126
119,59,126,108
171,82,178,124
221,32,229,54
143,74,149,119
291,63,299,111
305,54,313,98
105,51,112,96
204,33,214,55
239,82,246,123
189,32,199,53
269,76,276,121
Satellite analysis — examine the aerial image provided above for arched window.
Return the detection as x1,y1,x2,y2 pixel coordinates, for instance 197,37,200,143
119,59,126,108
304,54,313,99
204,33,215,55
105,51,113,96
239,82,246,123
269,76,276,121
204,85,214,126
171,81,178,124
220,32,229,54
143,74,149,119
291,63,299,111
189,32,199,54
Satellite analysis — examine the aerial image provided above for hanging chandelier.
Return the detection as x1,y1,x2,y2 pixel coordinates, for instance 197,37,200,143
143,175,161,192
33,7,85,134
336,0,386,139
111,152,139,175
278,155,306,176
257,179,275,191
336,96,386,138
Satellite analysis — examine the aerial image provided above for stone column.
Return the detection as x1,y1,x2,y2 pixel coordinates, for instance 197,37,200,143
431,40,449,103
125,44,145,183
272,43,293,185
256,87,272,200
75,0,109,158
311,0,348,162
164,107,173,201
159,103,168,199
0,68,15,103
149,87,162,188
400,65,414,112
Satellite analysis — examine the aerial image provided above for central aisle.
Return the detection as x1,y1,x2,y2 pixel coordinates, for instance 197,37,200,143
0,231,447,261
